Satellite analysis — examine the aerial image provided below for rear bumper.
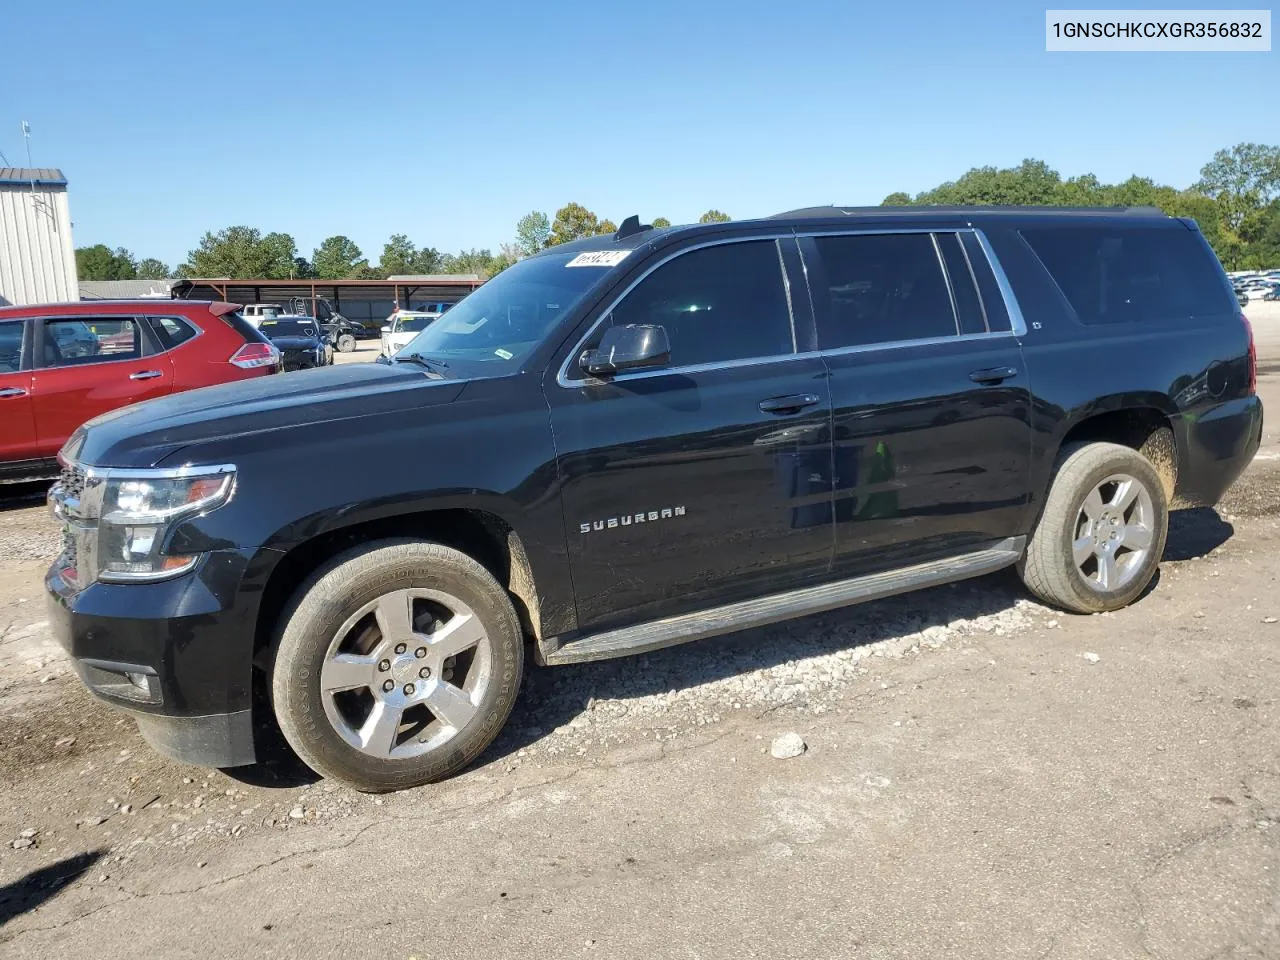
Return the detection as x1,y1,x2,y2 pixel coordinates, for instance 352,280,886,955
1172,395,1264,508
45,547,266,768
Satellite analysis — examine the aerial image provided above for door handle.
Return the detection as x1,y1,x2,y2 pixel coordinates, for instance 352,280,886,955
0,386,28,398
968,366,1018,385
129,370,163,381
758,393,821,414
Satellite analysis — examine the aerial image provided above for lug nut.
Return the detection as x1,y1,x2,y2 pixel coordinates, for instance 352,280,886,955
394,643,407,655
378,659,391,672
382,680,394,693
403,683,415,695
414,646,427,659
419,666,431,679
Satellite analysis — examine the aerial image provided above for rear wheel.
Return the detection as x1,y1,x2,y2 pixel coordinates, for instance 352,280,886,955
1019,442,1168,614
271,540,524,792
336,334,356,353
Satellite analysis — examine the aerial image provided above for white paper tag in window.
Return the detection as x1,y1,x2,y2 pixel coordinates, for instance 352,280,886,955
565,250,630,268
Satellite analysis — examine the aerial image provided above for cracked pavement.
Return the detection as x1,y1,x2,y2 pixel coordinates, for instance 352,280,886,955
0,312,1278,958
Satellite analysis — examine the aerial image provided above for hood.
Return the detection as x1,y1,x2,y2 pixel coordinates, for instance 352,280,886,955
68,362,465,468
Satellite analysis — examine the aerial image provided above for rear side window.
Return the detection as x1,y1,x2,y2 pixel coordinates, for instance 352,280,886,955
606,240,795,368
40,318,142,367
149,316,198,350
1020,226,1234,324
936,233,988,335
809,233,958,349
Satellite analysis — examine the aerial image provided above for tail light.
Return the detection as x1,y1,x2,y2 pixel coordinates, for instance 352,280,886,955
1242,314,1257,395
229,342,280,370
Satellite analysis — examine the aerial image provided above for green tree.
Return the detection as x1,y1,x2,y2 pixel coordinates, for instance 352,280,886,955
515,211,551,256
597,218,617,235
75,244,137,280
135,257,170,279
183,226,300,279
652,217,671,228
379,234,418,276
881,192,911,205
440,248,503,277
1195,143,1280,231
548,202,601,246
698,210,731,223
311,235,366,279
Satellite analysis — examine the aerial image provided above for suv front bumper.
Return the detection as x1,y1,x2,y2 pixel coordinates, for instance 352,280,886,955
45,548,268,768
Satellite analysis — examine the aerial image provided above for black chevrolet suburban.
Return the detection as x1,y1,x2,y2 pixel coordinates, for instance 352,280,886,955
46,207,1262,792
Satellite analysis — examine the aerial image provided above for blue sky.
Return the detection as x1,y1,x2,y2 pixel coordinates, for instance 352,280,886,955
2,0,1276,268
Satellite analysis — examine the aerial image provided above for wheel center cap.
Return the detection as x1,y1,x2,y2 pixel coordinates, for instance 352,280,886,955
390,654,420,686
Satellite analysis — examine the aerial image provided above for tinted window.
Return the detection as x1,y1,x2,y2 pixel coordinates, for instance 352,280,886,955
260,319,319,338
41,318,141,367
1021,226,1235,324
0,321,23,373
811,234,957,349
960,232,1011,332
936,233,987,335
606,240,794,368
150,316,198,349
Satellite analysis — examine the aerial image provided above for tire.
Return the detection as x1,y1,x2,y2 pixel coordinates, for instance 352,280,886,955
1018,441,1169,614
337,334,356,353
271,540,524,792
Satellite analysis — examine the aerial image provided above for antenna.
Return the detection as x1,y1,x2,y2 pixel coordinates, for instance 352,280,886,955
22,121,34,191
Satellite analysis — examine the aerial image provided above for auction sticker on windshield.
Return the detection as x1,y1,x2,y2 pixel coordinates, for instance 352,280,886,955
566,251,630,267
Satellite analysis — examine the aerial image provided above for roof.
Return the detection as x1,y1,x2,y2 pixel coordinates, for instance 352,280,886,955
80,279,178,300
0,168,67,187
172,276,484,290
770,204,1167,219
385,274,483,282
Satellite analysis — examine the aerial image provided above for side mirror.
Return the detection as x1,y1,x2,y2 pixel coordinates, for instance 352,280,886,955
380,325,391,334
580,324,670,377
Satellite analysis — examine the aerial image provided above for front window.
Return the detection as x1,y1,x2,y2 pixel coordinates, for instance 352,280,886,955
397,315,436,334
394,251,614,372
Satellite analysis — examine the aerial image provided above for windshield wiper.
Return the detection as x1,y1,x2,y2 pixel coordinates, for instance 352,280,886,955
394,353,451,376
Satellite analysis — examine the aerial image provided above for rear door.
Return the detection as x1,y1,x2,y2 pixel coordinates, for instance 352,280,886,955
0,317,38,464
548,237,834,632
30,316,175,457
799,229,1033,579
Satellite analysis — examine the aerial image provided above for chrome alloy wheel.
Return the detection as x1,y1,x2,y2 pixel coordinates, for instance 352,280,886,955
319,588,493,759
1071,473,1156,592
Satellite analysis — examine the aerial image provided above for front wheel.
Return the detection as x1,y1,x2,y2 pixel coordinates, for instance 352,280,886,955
1019,441,1169,614
271,540,524,792
336,334,357,353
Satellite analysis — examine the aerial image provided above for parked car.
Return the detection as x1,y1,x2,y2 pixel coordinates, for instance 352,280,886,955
1237,279,1280,303
241,303,288,328
380,310,441,357
0,300,278,483
46,208,1261,792
258,316,334,370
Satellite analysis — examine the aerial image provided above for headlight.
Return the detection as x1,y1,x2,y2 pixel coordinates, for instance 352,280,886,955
50,463,235,586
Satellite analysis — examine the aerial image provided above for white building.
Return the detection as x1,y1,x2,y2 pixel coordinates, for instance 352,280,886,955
0,168,77,306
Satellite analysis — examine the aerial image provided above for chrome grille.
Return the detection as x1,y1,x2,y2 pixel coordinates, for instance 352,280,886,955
59,462,86,502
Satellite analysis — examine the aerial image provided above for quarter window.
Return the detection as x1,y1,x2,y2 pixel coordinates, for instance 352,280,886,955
1020,226,1235,324
150,316,197,350
810,233,958,349
40,318,142,367
604,240,794,368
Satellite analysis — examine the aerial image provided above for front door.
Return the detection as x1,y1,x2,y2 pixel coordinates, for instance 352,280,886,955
30,316,175,457
548,238,834,633
0,317,37,465
799,230,1033,578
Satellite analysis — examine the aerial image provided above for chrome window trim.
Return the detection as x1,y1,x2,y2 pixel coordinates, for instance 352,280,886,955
972,230,1029,336
776,239,798,353
930,232,962,337
555,226,1028,388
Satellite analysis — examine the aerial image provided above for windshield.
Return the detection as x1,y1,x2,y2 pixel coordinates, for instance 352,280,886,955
397,315,436,333
395,250,616,371
260,319,319,338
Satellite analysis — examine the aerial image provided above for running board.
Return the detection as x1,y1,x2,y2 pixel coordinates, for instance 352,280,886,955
537,536,1026,666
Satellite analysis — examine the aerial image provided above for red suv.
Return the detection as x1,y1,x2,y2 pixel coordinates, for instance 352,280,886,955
0,300,279,482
